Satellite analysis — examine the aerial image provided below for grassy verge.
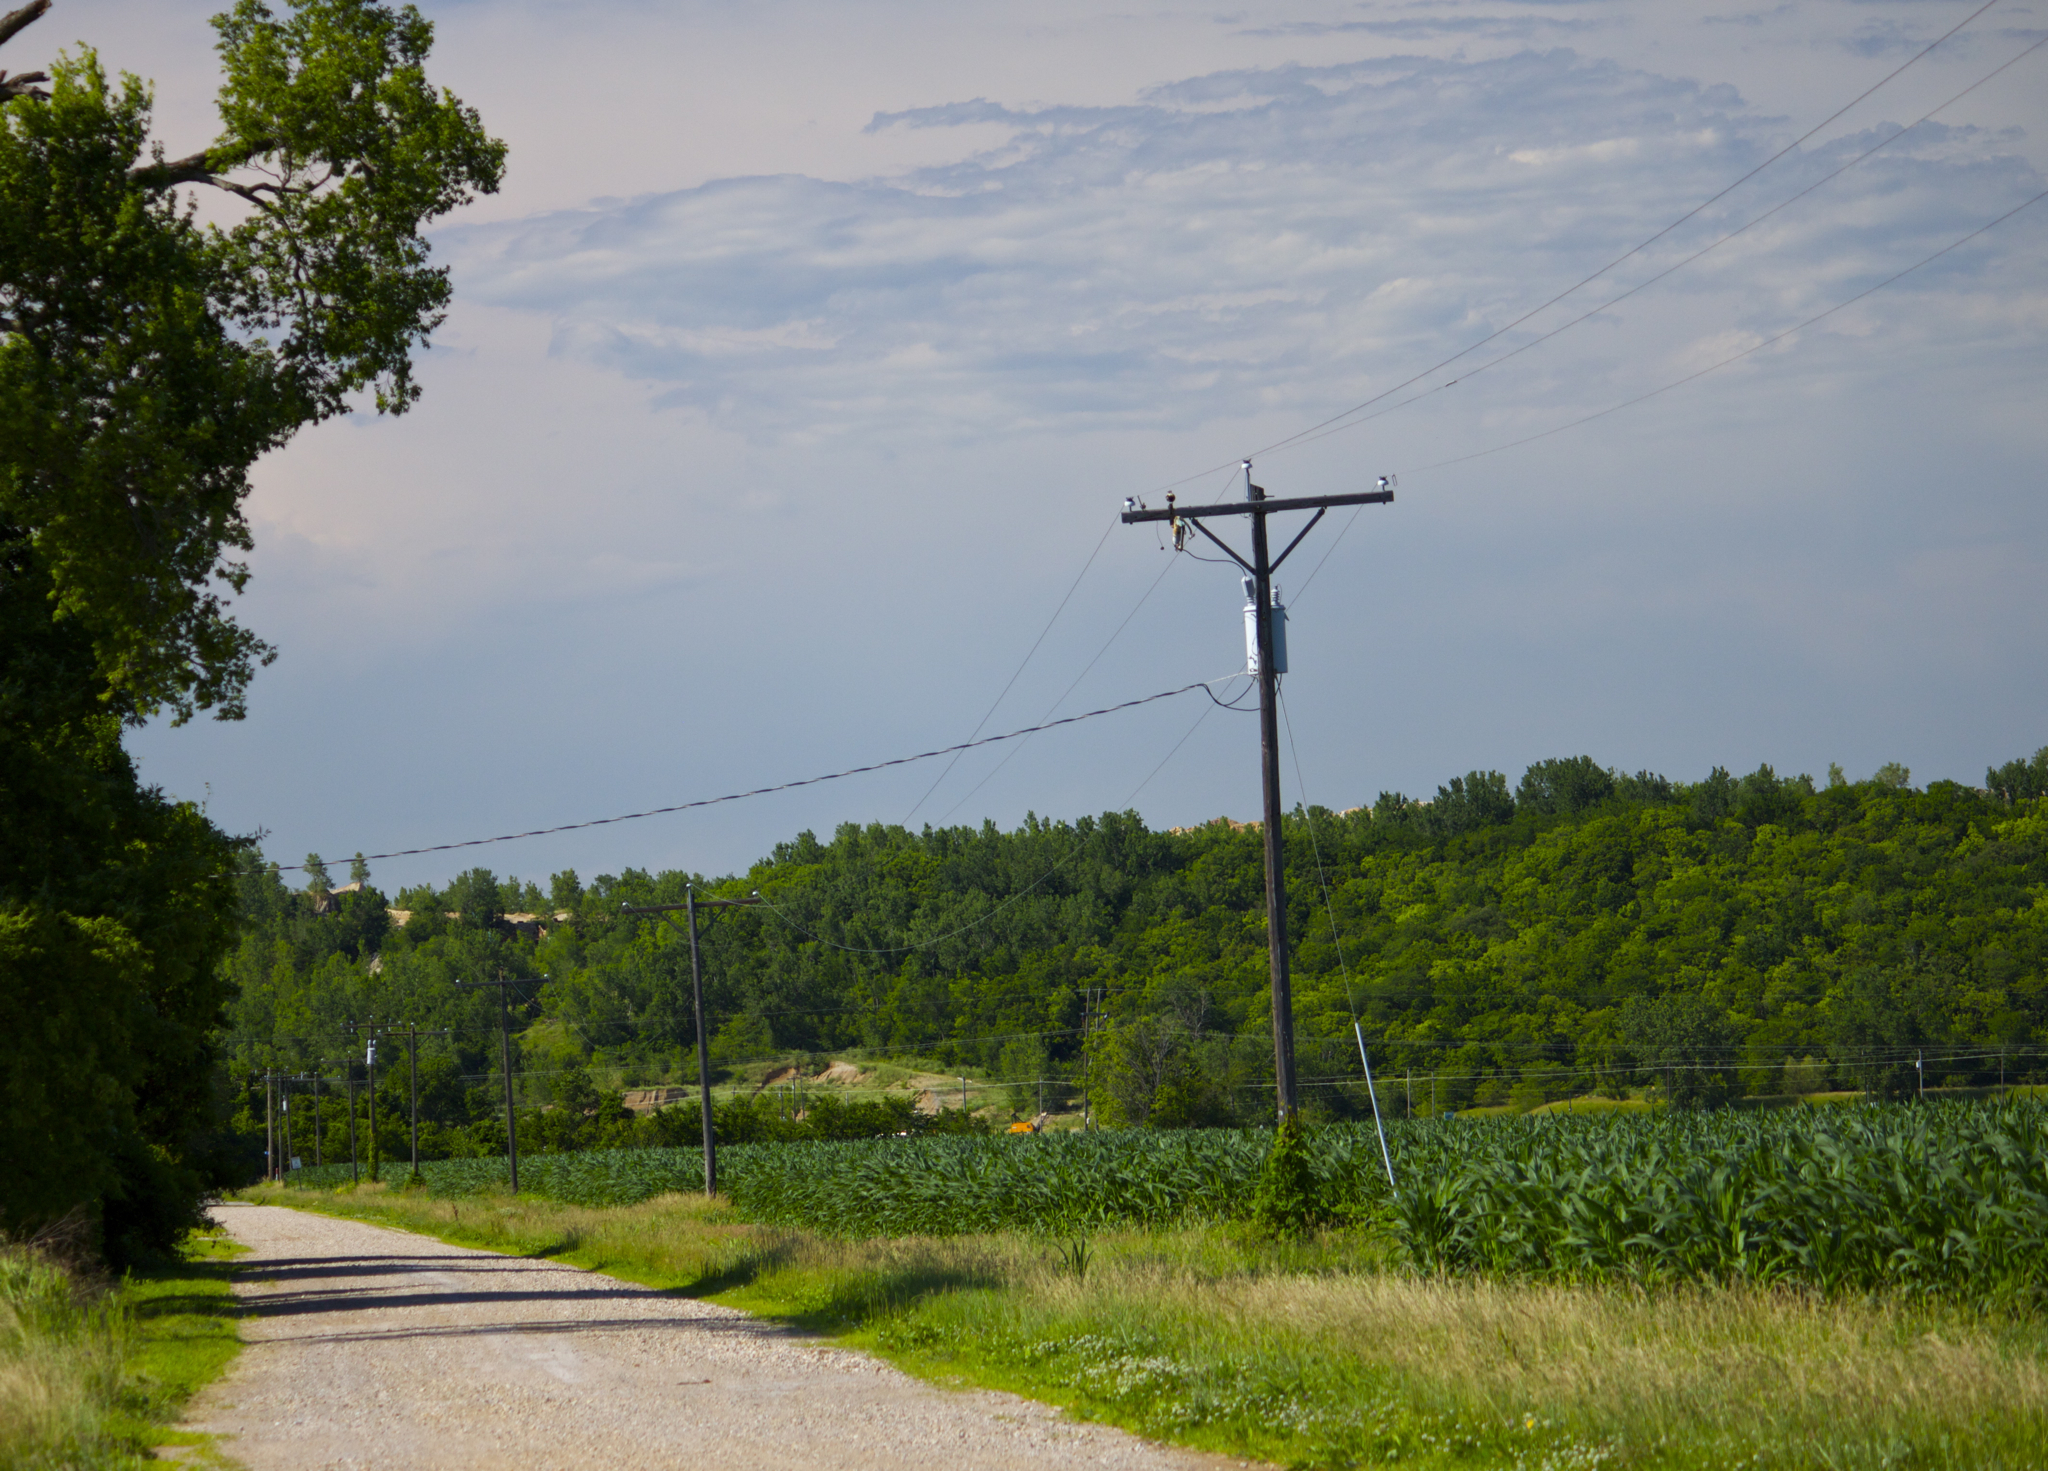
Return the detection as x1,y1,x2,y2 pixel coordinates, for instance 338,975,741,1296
1,1231,246,1469
245,1182,2048,1470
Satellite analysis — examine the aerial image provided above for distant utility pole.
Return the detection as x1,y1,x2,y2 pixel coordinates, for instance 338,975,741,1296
622,890,762,1198
263,1070,276,1182
1121,462,1393,1120
342,1066,360,1185
391,1023,452,1180
456,974,549,1195
351,1020,382,1181
311,1066,323,1168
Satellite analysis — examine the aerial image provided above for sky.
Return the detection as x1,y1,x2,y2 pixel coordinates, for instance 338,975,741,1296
57,0,2048,895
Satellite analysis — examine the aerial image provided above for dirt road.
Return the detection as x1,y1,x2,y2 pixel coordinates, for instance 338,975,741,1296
187,1203,1246,1471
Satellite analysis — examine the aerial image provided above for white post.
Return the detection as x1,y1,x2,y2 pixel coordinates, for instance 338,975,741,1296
1354,1023,1397,1191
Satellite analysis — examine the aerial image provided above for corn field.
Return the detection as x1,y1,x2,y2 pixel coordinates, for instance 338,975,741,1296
288,1098,2048,1300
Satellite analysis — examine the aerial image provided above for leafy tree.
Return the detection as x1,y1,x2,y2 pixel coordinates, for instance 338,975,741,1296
1424,770,1514,835
1517,756,1614,816
1988,746,2048,804
0,0,500,1256
1620,993,1739,1109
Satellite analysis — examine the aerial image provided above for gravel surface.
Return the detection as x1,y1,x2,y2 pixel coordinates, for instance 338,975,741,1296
187,1203,1253,1471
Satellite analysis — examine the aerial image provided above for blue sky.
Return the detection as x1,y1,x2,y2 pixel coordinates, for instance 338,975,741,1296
81,0,2048,893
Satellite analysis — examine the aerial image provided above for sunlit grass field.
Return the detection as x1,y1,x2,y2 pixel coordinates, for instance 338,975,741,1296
252,1181,2048,1470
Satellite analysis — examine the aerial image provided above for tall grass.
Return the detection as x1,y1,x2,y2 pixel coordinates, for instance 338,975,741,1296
255,1186,2048,1470
0,1247,131,1469
291,1098,2048,1301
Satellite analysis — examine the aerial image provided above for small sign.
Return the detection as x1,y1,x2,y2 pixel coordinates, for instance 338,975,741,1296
290,1157,302,1169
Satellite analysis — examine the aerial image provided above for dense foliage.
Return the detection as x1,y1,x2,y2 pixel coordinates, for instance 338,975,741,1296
224,747,2048,1154
0,0,500,1259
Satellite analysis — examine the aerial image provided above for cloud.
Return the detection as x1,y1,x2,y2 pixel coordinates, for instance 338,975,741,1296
444,45,2041,459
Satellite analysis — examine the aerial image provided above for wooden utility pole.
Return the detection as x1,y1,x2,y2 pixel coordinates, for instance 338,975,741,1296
391,1023,452,1180
344,1070,360,1185
456,975,549,1194
623,892,762,1197
351,1021,383,1181
1121,464,1393,1120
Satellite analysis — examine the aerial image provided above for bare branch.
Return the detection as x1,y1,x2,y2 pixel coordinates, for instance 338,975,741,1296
129,151,215,190
0,0,49,52
0,68,49,101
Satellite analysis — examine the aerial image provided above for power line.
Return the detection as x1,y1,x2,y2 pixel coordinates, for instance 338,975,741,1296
1407,184,2048,477
1245,29,2048,474
273,677,1236,874
905,515,1117,822
936,549,1184,824
1145,0,2006,495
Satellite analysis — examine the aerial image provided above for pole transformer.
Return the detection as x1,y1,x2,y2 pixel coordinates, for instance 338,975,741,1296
1121,463,1393,1120
623,891,762,1198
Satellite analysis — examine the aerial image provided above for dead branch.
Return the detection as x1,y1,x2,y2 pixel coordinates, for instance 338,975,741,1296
0,1,50,53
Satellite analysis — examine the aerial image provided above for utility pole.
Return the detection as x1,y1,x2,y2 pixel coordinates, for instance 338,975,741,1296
456,974,549,1195
344,1069,360,1185
392,1023,452,1180
623,891,762,1198
263,1070,275,1183
312,1066,322,1168
351,1021,382,1181
1121,463,1393,1120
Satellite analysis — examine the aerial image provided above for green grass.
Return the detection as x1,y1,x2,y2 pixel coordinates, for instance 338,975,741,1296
247,1183,2048,1471
106,1232,247,1460
0,1232,246,1469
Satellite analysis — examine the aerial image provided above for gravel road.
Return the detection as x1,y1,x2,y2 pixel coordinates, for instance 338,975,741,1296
187,1203,1252,1471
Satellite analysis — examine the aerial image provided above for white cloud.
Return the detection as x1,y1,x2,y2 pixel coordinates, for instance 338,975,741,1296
443,47,2043,458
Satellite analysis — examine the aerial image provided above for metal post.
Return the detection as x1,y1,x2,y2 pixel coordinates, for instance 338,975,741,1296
313,1067,322,1168
1355,1023,1397,1191
264,1071,275,1183
1120,468,1391,1124
686,889,716,1197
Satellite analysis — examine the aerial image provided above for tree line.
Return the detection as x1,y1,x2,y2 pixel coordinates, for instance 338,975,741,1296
214,745,2048,1162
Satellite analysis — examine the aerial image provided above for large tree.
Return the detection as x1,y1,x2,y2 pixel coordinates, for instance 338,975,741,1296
0,0,502,1258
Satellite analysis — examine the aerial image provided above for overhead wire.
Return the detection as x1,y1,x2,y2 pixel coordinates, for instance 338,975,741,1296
1242,29,2048,474
936,551,1183,824
1144,0,2006,495
1407,184,2048,477
748,668,1251,956
274,678,1241,873
905,514,1117,822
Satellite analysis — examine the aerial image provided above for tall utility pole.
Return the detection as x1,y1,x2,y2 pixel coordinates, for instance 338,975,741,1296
263,1070,275,1182
312,1066,322,1168
623,892,762,1198
456,974,547,1195
1121,463,1393,1120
